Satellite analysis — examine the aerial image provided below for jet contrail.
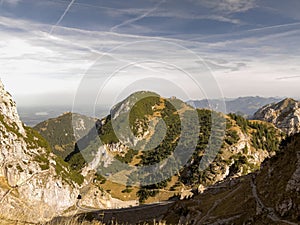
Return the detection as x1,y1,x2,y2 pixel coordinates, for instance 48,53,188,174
188,21,300,42
110,0,165,32
277,75,300,80
49,0,76,34
247,22,300,32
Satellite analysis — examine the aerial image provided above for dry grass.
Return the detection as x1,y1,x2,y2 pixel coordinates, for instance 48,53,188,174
99,180,139,201
43,217,102,225
43,217,168,225
0,177,10,190
0,216,169,225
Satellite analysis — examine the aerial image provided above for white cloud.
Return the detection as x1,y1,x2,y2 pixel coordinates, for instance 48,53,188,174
0,14,299,106
0,0,21,6
146,9,242,24
106,3,241,28
110,0,166,32
0,38,54,58
193,0,257,14
214,58,300,98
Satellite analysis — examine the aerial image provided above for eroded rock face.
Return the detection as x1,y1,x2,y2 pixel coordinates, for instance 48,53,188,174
254,98,300,135
0,80,24,135
0,80,133,223
0,80,79,222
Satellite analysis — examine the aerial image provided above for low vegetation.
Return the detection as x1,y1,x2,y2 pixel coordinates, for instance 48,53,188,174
24,126,52,153
63,93,281,202
33,92,283,203
249,121,281,152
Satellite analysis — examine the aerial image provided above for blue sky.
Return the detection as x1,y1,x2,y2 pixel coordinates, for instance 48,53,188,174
0,0,300,106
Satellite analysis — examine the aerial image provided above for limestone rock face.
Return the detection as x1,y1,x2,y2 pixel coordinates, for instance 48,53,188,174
0,80,133,223
0,80,79,222
253,98,300,135
0,80,25,135
77,185,138,210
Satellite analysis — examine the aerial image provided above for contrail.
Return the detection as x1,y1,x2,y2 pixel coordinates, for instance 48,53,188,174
188,22,300,42
247,22,300,32
49,0,76,34
277,75,300,80
110,0,165,32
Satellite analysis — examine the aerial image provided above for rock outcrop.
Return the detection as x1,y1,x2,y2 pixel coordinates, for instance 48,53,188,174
253,98,300,135
0,80,80,223
0,80,137,223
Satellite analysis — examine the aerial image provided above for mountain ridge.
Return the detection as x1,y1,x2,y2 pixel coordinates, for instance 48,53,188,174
253,98,300,135
187,96,282,117
41,91,283,204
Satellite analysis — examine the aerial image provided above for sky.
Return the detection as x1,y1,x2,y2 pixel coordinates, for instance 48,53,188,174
0,0,300,107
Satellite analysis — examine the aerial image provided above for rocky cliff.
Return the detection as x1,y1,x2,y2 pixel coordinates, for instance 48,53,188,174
0,80,140,224
0,80,81,223
253,98,300,136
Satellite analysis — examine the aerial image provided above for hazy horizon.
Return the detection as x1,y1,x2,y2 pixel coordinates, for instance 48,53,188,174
13,92,290,108
16,94,289,127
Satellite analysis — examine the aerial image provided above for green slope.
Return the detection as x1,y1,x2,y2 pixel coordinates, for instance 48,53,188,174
34,112,96,160
63,91,282,203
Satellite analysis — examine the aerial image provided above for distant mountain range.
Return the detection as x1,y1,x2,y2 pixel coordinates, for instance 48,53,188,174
18,96,284,127
187,96,282,117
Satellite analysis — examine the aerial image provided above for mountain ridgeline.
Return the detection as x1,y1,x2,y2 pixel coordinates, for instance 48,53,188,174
253,98,300,135
187,96,281,117
36,91,283,204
